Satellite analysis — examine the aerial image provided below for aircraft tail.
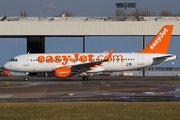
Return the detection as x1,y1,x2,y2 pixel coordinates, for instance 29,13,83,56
139,25,173,54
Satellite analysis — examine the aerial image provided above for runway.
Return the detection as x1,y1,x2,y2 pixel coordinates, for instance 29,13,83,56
0,76,180,102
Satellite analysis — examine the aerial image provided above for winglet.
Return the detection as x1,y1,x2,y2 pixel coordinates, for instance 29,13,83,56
105,49,114,61
139,25,173,54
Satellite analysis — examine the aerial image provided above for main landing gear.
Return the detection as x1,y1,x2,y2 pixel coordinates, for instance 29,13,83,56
82,76,89,81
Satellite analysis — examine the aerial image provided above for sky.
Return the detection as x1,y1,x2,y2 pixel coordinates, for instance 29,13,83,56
0,0,179,17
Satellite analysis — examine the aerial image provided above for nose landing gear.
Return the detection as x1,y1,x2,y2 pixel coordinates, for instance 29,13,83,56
24,72,29,81
24,77,29,81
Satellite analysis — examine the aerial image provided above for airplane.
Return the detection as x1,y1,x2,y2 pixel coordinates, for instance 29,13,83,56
3,25,177,81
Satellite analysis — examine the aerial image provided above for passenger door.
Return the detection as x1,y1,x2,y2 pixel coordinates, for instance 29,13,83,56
138,55,144,65
23,55,29,66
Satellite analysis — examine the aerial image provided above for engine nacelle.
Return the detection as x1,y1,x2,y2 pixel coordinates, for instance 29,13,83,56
56,68,71,78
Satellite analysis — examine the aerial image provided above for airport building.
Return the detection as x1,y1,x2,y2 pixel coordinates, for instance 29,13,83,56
0,16,180,76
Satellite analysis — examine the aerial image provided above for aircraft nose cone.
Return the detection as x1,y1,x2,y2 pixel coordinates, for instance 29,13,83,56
3,63,10,70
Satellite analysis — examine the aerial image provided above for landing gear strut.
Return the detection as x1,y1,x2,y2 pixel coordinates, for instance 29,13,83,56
82,76,89,81
24,72,29,81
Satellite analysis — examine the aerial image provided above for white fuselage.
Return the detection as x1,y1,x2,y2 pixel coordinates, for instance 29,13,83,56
3,53,177,73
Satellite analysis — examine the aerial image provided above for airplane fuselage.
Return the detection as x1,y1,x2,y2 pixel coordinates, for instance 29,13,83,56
4,53,176,73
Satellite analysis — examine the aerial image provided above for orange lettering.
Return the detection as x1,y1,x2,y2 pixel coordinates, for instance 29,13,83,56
37,54,123,65
97,55,104,61
104,55,112,63
46,56,53,63
37,56,45,63
55,56,61,63
88,54,94,62
113,55,123,62
62,56,71,65
80,55,87,63
70,54,79,63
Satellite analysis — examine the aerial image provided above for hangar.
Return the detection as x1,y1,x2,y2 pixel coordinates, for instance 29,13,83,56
0,16,180,76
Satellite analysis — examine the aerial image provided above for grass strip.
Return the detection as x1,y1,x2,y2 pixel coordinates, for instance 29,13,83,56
163,81,180,85
0,102,180,120
0,83,21,86
0,82,22,86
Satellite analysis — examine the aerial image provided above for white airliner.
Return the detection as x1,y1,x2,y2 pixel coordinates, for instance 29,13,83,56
4,25,177,80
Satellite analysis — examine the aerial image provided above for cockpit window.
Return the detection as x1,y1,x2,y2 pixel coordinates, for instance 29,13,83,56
9,58,18,62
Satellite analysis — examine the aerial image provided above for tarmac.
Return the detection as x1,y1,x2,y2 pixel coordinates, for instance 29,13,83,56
0,76,180,102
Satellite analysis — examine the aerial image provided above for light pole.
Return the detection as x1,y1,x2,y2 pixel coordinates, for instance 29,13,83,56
115,1,136,19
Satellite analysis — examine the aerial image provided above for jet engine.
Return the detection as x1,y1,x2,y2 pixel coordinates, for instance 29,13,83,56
55,68,79,78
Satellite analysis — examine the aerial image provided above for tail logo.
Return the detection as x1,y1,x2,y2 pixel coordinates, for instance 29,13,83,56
150,28,168,49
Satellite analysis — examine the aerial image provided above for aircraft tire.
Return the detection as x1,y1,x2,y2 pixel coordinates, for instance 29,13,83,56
24,77,29,81
82,76,89,81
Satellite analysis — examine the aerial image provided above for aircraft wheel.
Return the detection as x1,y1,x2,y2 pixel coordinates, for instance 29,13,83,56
82,76,89,81
24,77,29,81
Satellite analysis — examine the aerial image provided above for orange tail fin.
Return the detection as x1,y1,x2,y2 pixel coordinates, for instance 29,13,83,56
139,25,173,54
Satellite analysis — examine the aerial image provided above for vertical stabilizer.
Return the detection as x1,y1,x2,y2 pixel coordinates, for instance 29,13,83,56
139,25,173,54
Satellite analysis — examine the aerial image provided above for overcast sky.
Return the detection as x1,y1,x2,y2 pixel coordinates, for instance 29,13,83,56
0,0,179,17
